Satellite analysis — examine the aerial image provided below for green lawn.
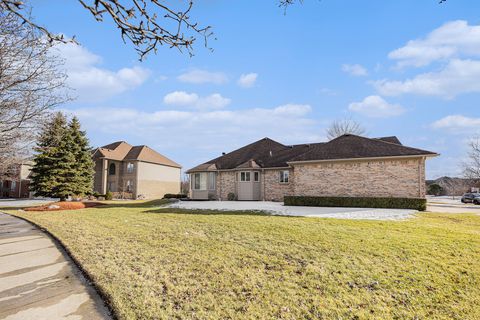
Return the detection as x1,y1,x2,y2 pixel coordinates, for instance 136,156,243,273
6,201,480,319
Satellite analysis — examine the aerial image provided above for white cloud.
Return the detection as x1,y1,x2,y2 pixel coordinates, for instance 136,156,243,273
272,104,312,116
348,95,405,118
53,42,150,101
71,103,321,162
389,20,480,68
341,64,368,76
432,115,480,132
163,91,199,106
373,59,480,98
237,73,258,88
177,69,228,84
163,91,231,109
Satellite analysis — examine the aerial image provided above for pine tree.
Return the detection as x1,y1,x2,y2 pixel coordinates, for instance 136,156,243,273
30,113,94,200
30,112,67,197
50,123,77,201
68,117,94,196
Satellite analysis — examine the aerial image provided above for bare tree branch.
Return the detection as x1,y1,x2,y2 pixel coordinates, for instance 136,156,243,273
0,0,213,60
326,118,366,141
463,136,480,185
0,8,69,176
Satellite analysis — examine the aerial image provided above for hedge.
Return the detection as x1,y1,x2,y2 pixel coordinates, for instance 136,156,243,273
163,193,188,199
284,196,427,211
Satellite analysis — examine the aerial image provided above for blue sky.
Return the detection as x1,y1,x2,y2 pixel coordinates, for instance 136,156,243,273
32,0,480,178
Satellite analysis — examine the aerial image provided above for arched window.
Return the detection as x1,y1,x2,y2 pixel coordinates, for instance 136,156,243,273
109,163,116,175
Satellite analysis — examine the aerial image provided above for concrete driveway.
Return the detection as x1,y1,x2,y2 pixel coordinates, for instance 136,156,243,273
0,213,111,320
0,198,57,209
168,201,417,220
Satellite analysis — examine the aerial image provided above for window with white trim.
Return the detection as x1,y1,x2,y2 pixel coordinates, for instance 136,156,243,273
193,173,207,190
126,162,134,173
240,171,251,182
279,170,289,183
126,180,134,192
208,172,216,190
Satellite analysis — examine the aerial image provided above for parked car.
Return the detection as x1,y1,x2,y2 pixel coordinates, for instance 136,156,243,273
461,193,480,203
474,196,480,205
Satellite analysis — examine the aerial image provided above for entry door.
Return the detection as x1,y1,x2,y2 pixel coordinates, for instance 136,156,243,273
237,171,261,200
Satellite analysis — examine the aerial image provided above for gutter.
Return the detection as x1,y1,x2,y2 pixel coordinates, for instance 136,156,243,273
287,153,440,165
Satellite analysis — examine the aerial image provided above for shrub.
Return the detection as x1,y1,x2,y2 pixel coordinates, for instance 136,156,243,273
284,196,427,211
105,191,113,201
227,193,236,201
163,193,188,199
427,183,443,196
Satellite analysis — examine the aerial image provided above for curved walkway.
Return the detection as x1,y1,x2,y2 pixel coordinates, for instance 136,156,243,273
0,213,111,320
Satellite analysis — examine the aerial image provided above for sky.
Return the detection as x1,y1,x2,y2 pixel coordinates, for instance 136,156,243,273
30,0,480,179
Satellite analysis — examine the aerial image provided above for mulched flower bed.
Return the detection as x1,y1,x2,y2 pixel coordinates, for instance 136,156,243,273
25,201,105,211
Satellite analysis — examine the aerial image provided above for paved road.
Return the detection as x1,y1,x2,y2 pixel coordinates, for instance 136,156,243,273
0,213,111,320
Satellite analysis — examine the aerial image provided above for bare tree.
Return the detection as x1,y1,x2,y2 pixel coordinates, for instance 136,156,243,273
463,136,480,184
181,174,190,195
326,118,366,141
442,177,469,199
1,0,213,60
0,9,68,177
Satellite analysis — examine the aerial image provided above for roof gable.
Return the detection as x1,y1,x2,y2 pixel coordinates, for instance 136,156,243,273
94,141,181,168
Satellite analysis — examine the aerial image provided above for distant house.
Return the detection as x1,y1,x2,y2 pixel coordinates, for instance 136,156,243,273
92,141,181,199
186,134,438,201
0,161,33,198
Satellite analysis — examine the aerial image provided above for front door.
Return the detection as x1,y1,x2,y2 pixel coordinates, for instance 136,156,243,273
237,171,261,200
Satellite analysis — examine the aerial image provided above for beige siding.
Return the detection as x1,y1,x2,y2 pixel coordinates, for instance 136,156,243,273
136,162,181,199
293,157,426,198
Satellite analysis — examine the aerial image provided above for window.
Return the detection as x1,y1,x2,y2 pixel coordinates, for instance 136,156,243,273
126,180,133,192
11,181,16,191
254,172,259,182
127,162,134,173
208,172,216,190
240,172,251,182
108,182,115,192
109,163,116,175
193,173,207,190
279,170,289,183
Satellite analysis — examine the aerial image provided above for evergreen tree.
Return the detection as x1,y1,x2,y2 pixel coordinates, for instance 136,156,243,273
30,113,94,200
68,117,94,196
30,112,67,197
50,123,77,201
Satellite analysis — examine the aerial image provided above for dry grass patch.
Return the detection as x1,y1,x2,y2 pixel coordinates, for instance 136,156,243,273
6,201,480,319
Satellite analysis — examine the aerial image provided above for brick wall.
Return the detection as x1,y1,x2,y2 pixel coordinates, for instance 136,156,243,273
217,171,236,200
293,157,426,198
263,169,294,201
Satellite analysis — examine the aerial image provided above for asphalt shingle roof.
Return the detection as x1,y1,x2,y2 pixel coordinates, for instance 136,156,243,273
93,141,181,168
186,134,437,172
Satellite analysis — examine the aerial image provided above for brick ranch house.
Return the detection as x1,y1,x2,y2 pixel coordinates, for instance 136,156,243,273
186,134,438,201
92,141,181,199
0,161,33,198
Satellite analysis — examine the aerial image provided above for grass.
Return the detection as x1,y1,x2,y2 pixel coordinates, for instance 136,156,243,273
4,201,480,319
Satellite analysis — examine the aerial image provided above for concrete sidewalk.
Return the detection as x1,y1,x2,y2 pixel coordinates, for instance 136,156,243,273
0,213,111,320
